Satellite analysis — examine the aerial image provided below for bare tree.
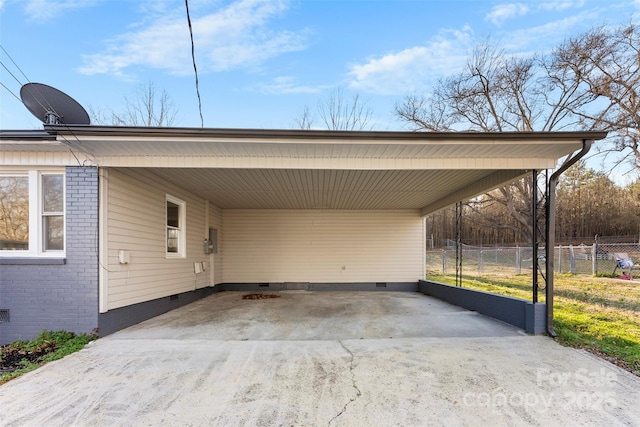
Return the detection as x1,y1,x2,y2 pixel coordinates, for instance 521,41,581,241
293,105,314,130
294,88,374,130
89,81,178,127
549,24,640,171
427,171,640,246
396,40,585,133
555,161,629,239
395,29,640,244
395,41,585,243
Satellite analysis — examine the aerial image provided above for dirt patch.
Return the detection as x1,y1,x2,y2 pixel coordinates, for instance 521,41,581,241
1,341,56,373
242,293,281,300
585,346,640,377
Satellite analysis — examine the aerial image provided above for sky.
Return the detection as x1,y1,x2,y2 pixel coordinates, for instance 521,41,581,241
1,0,639,135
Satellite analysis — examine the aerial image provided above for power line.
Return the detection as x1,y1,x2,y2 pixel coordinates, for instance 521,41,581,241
0,58,25,86
1,45,30,83
185,0,204,128
0,45,58,116
0,80,22,103
0,44,95,168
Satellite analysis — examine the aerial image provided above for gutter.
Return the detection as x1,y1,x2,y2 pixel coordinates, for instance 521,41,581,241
43,124,608,143
545,139,593,336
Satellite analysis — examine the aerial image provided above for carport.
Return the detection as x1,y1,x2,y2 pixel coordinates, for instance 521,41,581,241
0,126,607,340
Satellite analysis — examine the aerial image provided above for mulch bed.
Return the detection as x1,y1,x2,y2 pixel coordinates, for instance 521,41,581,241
0,341,56,373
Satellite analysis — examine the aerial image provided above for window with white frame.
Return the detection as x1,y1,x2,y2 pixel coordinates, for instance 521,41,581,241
0,170,65,256
166,194,186,257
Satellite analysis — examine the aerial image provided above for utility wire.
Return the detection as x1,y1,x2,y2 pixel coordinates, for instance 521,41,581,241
0,59,24,86
1,45,31,82
185,0,204,128
1,44,94,167
0,80,22,103
1,46,57,115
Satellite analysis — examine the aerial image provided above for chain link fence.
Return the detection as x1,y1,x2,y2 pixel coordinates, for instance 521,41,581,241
426,242,640,276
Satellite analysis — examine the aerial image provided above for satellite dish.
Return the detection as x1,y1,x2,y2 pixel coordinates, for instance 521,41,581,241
20,82,90,125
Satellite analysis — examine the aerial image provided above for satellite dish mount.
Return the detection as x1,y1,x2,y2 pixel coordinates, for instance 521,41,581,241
44,110,61,125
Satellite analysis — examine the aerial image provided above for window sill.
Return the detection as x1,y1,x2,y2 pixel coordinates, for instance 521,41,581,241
0,258,66,265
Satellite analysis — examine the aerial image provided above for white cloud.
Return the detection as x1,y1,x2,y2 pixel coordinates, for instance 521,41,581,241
79,0,308,77
485,3,530,25
23,0,97,22
347,27,474,95
501,9,600,52
486,1,590,26
538,1,584,12
257,76,326,95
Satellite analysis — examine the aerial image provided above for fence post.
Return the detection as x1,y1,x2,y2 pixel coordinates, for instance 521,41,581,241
592,243,597,276
442,249,446,274
516,246,521,275
479,249,483,274
558,245,562,273
569,245,576,274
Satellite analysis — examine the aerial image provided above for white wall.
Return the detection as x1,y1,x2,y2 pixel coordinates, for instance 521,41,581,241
207,201,223,286
103,168,219,311
221,210,424,284
102,169,424,310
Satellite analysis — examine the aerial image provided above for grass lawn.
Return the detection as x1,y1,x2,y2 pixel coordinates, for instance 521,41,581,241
427,272,640,377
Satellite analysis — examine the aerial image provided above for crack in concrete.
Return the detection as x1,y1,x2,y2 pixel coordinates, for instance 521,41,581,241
328,340,362,426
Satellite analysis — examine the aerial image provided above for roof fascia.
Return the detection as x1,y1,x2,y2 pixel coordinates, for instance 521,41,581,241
0,130,57,141
45,125,608,144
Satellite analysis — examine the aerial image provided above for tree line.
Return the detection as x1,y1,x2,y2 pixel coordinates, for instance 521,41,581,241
426,161,640,247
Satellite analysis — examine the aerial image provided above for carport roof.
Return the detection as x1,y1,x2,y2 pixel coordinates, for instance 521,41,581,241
0,126,607,215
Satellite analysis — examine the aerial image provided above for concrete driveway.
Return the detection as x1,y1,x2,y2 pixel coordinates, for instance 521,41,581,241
1,291,639,426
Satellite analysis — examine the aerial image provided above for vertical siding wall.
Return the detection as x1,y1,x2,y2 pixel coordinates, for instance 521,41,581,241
222,210,424,284
0,167,99,344
103,168,221,311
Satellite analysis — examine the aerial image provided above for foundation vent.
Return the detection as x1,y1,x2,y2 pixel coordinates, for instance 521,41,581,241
376,282,387,288
0,309,9,323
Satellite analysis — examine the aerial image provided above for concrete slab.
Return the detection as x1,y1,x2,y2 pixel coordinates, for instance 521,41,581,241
1,291,639,426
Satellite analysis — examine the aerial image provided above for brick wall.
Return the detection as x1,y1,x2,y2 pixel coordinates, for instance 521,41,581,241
0,167,99,344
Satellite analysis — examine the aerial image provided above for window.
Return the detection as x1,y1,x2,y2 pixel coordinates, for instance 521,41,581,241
42,175,64,250
166,195,185,257
0,176,29,250
0,170,65,256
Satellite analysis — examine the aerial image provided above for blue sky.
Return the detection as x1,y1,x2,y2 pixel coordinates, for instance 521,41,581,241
1,0,639,132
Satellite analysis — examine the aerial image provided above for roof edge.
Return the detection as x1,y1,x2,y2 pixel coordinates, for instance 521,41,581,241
0,129,57,140
41,125,608,142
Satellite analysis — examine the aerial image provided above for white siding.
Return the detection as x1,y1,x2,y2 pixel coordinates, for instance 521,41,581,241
222,210,423,284
208,202,223,286
104,169,218,310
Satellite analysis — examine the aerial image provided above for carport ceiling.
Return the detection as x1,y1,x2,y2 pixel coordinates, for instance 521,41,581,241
29,126,606,215
144,167,526,211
